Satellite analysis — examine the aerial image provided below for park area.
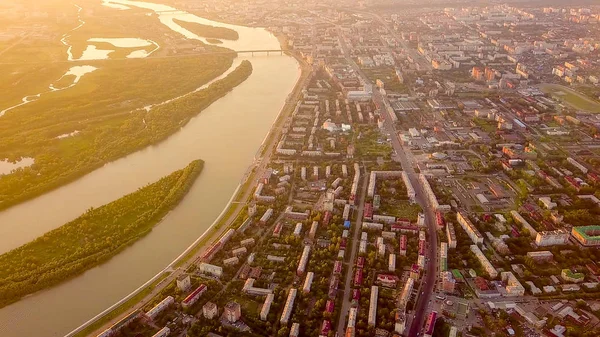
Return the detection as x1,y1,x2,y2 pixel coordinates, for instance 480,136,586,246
540,83,600,113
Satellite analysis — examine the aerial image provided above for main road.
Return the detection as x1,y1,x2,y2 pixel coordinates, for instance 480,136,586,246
336,162,369,337
379,94,438,337
337,21,438,336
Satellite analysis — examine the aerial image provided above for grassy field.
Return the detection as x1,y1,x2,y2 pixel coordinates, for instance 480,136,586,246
385,202,422,221
540,83,600,113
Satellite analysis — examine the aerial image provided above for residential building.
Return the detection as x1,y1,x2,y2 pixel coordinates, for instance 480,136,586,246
202,302,218,319
303,272,314,293
535,230,570,246
260,294,274,321
500,272,525,296
145,296,174,321
368,286,379,326
442,271,456,293
224,302,241,323
176,275,191,292
389,254,396,272
280,288,297,324
470,245,498,278
526,251,554,262
457,211,484,244
561,269,584,283
446,223,457,248
182,284,207,308
290,323,300,337
297,245,311,275
242,278,273,296
151,327,170,337
572,226,600,246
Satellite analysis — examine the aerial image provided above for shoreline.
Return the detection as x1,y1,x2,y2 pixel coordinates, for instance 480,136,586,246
70,32,311,337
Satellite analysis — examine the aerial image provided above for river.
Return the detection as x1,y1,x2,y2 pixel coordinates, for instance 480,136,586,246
0,1,299,336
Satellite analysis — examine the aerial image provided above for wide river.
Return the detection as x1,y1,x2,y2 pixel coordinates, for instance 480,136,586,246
0,1,299,336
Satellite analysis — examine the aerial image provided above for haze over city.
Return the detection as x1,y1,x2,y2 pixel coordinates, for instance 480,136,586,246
0,1,599,337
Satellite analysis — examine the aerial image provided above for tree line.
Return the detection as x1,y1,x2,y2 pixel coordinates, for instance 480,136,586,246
0,159,204,308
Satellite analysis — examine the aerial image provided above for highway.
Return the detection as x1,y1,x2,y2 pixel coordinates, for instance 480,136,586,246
336,162,369,337
337,22,438,336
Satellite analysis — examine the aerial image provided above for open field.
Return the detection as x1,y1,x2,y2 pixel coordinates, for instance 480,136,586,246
540,83,600,113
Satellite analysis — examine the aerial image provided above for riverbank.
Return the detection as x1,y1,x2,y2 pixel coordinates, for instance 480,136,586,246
0,53,236,214
76,44,311,337
0,160,204,309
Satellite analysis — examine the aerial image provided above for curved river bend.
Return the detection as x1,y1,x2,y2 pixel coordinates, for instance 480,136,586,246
0,1,299,336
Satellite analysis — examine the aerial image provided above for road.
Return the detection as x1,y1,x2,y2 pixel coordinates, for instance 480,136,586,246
381,107,438,337
336,163,369,336
75,56,313,337
337,21,438,335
